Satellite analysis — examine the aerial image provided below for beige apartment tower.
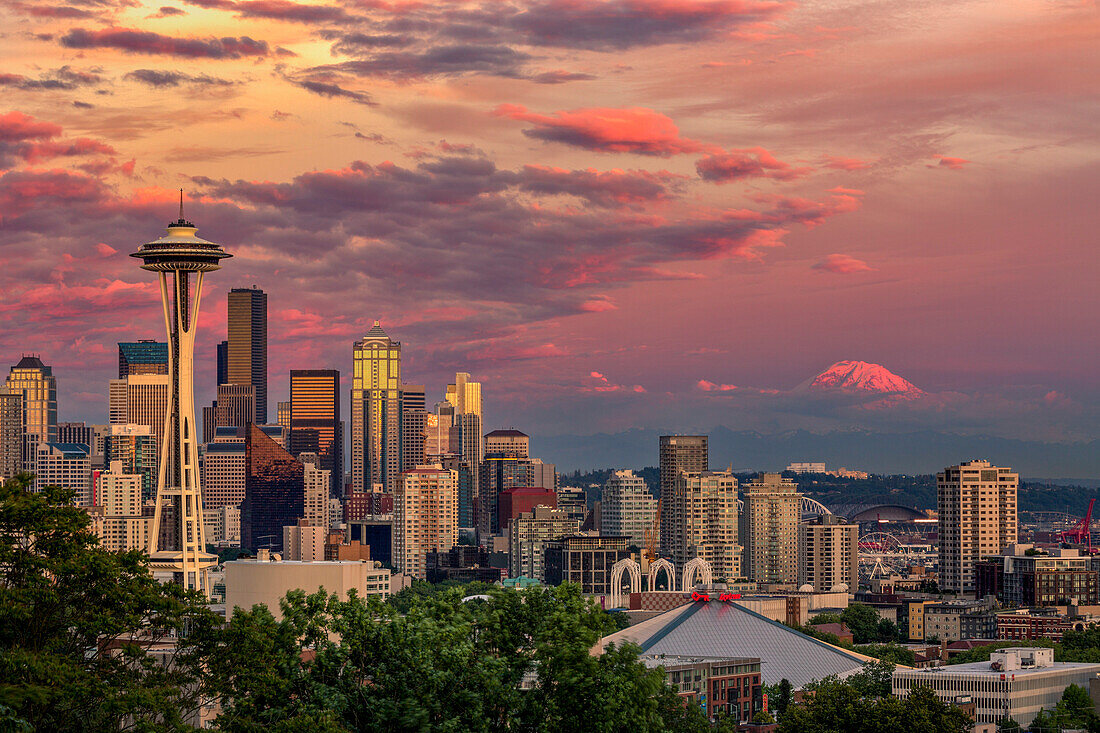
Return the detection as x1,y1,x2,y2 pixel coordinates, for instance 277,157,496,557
740,473,802,584
662,470,741,582
393,465,458,579
798,514,858,592
937,459,1018,594
601,469,657,547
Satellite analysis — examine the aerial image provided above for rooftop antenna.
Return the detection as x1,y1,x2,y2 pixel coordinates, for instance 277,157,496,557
179,189,184,220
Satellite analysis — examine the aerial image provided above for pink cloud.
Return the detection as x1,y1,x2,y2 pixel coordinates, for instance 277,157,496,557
696,147,810,183
812,253,874,274
820,155,871,170
930,155,970,170
492,104,713,156
0,111,62,142
697,379,737,392
94,243,117,257
584,371,645,393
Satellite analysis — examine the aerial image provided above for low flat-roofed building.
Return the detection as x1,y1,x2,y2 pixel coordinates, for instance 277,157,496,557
642,655,763,721
893,647,1100,727
924,598,997,641
224,557,393,620
976,544,1099,607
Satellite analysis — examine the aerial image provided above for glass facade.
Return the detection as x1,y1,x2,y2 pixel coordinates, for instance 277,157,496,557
241,423,304,552
226,288,267,424
351,323,401,493
117,340,168,378
289,370,341,495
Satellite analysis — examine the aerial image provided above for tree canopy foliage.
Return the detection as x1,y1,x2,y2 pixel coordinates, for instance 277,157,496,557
0,474,214,731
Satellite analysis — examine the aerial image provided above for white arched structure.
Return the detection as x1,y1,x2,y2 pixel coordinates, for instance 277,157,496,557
800,496,833,516
610,558,641,609
648,558,676,592
682,557,713,590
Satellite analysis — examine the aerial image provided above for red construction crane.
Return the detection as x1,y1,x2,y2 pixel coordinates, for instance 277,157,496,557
1060,498,1096,552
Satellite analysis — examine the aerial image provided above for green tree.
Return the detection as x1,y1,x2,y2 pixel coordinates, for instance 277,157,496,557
196,583,710,732
773,678,793,718
0,474,214,731
778,682,969,733
995,716,1021,732
841,604,886,644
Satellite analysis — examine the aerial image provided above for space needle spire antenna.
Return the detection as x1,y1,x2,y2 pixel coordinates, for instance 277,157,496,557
131,197,231,595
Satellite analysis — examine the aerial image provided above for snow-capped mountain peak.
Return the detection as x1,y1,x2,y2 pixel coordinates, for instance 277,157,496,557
809,360,924,397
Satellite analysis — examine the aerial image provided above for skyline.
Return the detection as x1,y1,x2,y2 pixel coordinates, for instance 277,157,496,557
1,0,1096,459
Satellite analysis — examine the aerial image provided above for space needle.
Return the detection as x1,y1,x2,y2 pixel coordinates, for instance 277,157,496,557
132,193,230,594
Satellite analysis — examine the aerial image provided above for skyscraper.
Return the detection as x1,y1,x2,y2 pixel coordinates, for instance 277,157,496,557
350,322,401,493
658,435,708,500
446,372,483,465
240,423,304,552
131,201,230,594
289,369,341,494
109,374,170,455
798,514,859,592
5,355,58,470
400,384,427,473
485,429,529,458
938,459,1018,594
104,424,158,502
601,469,657,547
740,473,802,584
393,465,457,579
226,287,267,424
117,340,168,378
0,389,22,479
200,426,247,510
663,470,740,582
216,340,228,387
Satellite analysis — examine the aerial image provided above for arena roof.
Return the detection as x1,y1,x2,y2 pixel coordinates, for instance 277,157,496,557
830,503,931,522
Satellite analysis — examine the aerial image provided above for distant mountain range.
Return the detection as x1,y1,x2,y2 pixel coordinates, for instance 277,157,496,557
535,426,1100,479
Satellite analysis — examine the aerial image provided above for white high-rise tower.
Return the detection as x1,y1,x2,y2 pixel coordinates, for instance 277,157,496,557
131,195,230,594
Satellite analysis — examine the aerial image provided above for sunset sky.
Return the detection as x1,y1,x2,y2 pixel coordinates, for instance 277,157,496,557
1,0,1097,455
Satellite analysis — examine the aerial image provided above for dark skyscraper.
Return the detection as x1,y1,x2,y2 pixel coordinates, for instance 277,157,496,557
118,340,169,378
289,369,341,495
227,288,267,424
216,340,228,387
658,435,708,499
400,384,426,473
240,423,304,552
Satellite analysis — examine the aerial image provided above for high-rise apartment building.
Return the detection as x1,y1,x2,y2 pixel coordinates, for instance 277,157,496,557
200,426,247,510
659,435,708,500
240,423,304,552
601,470,657,547
108,374,170,456
446,372,483,465
662,470,740,581
509,506,580,581
104,424,158,501
797,514,859,592
393,465,458,579
90,462,150,552
300,452,332,529
226,287,267,424
938,459,1018,594
740,473,802,585
289,369,341,495
117,340,168,378
0,389,22,479
399,384,427,473
5,356,58,470
485,429,529,458
351,322,402,493
35,442,91,505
